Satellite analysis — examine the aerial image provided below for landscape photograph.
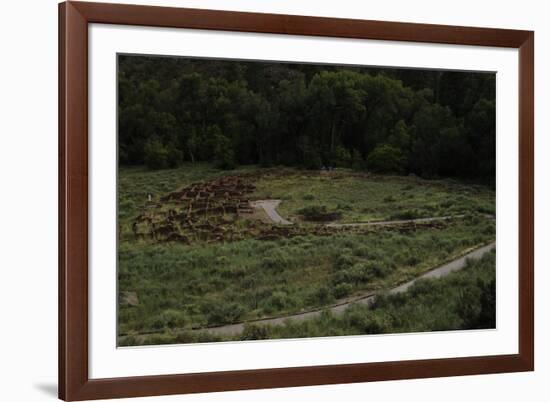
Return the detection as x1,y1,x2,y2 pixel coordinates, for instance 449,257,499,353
117,55,496,347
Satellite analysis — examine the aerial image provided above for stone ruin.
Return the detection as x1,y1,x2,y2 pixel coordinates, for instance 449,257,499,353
131,173,452,245
132,175,259,244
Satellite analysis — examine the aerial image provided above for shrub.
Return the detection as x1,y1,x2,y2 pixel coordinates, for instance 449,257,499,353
303,148,322,170
336,203,352,211
361,313,392,334
241,324,270,340
144,138,170,169
204,302,245,325
260,250,290,271
166,148,184,168
352,246,370,258
264,291,289,311
390,209,421,220
298,205,342,222
440,199,454,208
215,149,237,170
351,149,365,170
477,278,496,329
333,145,352,167
456,287,482,328
308,286,334,305
334,253,355,271
150,309,186,329
212,128,237,170
338,265,371,285
366,144,406,173
333,283,353,299
367,261,391,278
161,309,187,328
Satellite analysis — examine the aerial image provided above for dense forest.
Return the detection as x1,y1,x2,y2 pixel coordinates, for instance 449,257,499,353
118,55,495,180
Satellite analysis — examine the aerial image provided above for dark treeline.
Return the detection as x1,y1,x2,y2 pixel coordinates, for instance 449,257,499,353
118,55,495,180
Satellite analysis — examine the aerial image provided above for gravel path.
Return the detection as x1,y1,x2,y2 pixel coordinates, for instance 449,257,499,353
326,215,466,228
118,199,496,342
251,199,293,225
250,199,478,230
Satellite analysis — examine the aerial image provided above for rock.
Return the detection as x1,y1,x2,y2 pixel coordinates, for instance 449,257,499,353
120,291,139,307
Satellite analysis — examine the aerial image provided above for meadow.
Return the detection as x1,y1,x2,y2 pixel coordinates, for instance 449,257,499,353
120,250,496,346
118,164,495,345
252,169,495,223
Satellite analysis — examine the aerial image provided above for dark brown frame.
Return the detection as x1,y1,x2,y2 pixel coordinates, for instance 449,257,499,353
59,1,534,400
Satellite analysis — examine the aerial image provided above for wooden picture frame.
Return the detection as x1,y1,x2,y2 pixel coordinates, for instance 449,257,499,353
59,1,534,400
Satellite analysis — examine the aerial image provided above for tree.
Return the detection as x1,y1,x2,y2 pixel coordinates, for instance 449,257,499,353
409,103,456,177
118,55,496,182
351,149,365,170
307,71,367,155
464,99,496,179
143,137,170,169
211,127,237,170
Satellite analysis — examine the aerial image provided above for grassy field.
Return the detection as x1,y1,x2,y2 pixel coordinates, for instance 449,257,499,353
251,169,495,223
117,164,496,344
120,250,496,346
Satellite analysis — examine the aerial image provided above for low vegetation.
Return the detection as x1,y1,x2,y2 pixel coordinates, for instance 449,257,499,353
118,164,495,343
254,250,496,340
120,250,496,346
117,55,497,347
251,169,494,223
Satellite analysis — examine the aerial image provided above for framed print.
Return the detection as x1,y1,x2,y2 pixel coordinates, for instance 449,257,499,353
59,1,534,400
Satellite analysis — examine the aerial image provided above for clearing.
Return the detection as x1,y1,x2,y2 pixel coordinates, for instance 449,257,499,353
117,164,496,345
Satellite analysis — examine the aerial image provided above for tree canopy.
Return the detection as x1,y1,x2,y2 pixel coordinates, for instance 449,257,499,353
118,55,495,181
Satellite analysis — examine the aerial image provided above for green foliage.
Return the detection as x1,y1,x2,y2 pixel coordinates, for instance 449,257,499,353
333,283,353,298
240,324,270,340
211,127,237,170
245,251,496,341
203,301,246,325
117,165,496,345
125,250,496,345
302,144,322,170
389,209,422,220
333,145,352,167
143,137,183,170
248,169,495,224
351,149,365,170
297,205,342,222
119,56,495,180
367,144,406,173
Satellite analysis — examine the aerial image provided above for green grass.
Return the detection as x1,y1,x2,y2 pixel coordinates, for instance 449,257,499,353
118,163,258,241
244,249,497,340
118,218,495,336
251,169,495,223
120,250,496,346
117,164,496,344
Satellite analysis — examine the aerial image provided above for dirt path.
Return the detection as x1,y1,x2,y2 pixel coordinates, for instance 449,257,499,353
190,241,496,337
326,214,466,228
251,200,293,225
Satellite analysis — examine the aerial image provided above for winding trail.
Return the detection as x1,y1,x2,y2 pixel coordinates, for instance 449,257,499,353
118,241,495,342
119,196,496,342
326,214,466,228
250,199,471,229
192,241,496,337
